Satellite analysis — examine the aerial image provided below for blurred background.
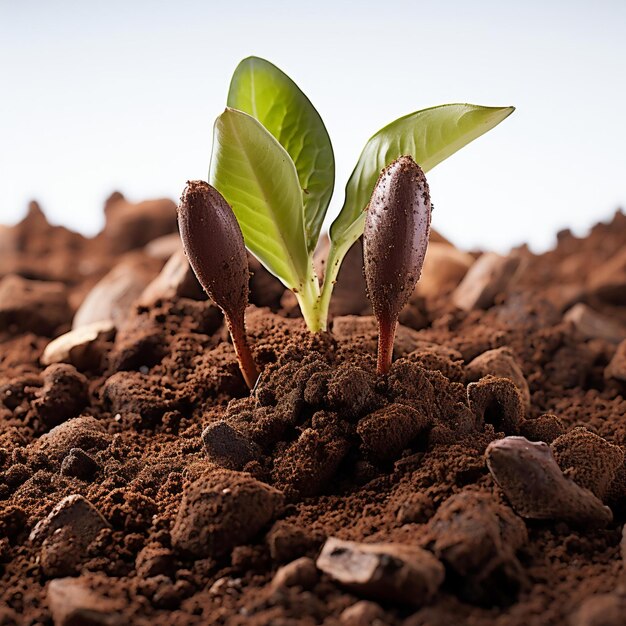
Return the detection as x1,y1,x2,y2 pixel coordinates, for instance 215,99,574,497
1,0,624,253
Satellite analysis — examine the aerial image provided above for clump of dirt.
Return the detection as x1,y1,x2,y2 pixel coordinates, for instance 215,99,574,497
1,197,626,626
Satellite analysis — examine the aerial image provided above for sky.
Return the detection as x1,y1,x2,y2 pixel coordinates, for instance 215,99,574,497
1,0,625,253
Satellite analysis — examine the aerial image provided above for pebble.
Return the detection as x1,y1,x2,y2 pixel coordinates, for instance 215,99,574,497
357,403,430,463
426,490,527,604
60,447,100,480
171,469,284,559
316,537,444,606
452,252,520,311
467,376,525,435
486,436,613,525
47,576,125,626
266,521,321,563
271,556,318,590
466,347,531,412
41,320,115,369
72,255,161,329
605,339,626,382
201,421,262,471
38,415,112,462
0,274,72,335
135,543,176,578
416,242,475,298
339,600,387,625
551,427,624,499
564,303,626,344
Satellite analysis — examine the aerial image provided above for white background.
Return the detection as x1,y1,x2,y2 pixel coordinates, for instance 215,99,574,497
1,0,625,252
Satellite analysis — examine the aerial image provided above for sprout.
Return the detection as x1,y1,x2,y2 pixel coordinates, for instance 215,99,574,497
177,180,259,389
363,156,431,375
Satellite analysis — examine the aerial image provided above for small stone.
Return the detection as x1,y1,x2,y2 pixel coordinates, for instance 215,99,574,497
201,421,261,470
316,537,444,606
564,303,626,344
135,543,176,578
139,249,204,306
551,427,624,499
47,576,125,626
41,320,115,370
466,347,530,412
73,255,162,329
32,364,90,428
266,521,321,563
452,252,520,311
396,493,435,524
271,556,318,590
486,436,612,526
357,404,430,463
587,247,626,304
0,274,72,336
60,448,100,480
416,242,475,298
38,416,111,463
171,469,284,559
605,340,626,382
467,376,524,435
425,491,527,605
340,600,387,625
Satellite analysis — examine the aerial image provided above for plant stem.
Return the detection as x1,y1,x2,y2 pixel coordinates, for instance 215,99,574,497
317,240,346,332
377,313,397,375
294,267,323,332
226,313,259,389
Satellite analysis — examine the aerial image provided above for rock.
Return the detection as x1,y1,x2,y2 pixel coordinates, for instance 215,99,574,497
467,376,525,434
339,600,387,625
452,252,520,311
30,494,110,577
486,436,612,525
570,592,626,626
32,364,90,428
425,491,527,605
271,556,318,590
38,416,112,462
73,255,162,329
201,421,262,471
396,493,435,524
41,320,115,370
587,247,626,304
551,427,624,499
103,195,178,253
520,414,565,444
0,274,72,336
564,303,626,344
47,576,126,626
416,242,475,298
135,544,176,579
138,249,204,306
171,469,284,559
357,404,430,463
466,348,530,412
605,340,626,382
60,448,100,480
316,537,444,606
266,521,322,563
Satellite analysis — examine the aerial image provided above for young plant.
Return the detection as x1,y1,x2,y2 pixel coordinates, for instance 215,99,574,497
208,56,514,332
363,156,431,374
177,180,259,389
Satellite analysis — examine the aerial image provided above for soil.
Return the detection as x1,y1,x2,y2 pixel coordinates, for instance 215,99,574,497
1,195,626,626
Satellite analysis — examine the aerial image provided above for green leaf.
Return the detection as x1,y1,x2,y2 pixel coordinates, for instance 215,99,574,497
329,103,515,248
228,56,335,253
209,107,310,291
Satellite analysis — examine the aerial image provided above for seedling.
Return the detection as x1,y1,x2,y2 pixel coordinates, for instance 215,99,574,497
208,57,513,335
363,156,431,374
177,181,259,388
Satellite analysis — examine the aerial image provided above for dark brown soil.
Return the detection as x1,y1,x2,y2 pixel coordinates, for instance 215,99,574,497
1,197,626,626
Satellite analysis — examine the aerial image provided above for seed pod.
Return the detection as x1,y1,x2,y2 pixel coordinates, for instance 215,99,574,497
177,180,259,388
363,156,431,375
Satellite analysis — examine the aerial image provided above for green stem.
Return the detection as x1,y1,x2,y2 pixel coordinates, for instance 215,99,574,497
294,265,323,332
317,240,347,332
